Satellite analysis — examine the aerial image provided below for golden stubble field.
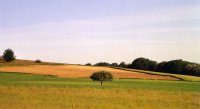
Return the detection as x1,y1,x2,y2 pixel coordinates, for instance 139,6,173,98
0,65,177,80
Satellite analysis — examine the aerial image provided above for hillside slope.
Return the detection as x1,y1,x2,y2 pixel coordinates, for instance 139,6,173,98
0,64,178,80
0,58,63,66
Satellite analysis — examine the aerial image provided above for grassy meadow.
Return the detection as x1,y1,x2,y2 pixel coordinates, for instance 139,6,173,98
0,72,200,109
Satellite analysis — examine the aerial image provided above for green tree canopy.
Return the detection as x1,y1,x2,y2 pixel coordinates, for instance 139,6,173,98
90,71,113,85
131,57,157,71
2,49,15,62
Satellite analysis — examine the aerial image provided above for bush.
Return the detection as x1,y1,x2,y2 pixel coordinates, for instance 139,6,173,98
85,63,92,66
90,71,113,85
2,49,15,62
110,63,118,67
94,62,110,66
35,59,42,63
119,62,127,68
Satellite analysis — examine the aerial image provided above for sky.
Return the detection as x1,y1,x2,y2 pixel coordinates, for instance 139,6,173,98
0,0,200,64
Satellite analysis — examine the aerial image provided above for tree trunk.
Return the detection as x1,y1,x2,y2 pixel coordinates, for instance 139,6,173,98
101,81,103,85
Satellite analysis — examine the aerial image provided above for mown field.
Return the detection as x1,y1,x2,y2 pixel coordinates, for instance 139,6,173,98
0,72,200,109
0,65,177,80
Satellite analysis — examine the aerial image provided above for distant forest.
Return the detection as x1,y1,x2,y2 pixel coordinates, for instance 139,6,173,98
87,58,200,77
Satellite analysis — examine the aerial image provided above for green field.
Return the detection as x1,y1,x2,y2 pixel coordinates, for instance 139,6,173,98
0,72,200,109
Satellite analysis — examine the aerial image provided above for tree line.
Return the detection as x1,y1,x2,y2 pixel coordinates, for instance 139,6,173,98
1,49,199,76
87,58,200,76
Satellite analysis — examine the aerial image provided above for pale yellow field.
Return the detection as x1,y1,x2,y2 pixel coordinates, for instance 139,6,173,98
0,86,199,109
0,65,177,80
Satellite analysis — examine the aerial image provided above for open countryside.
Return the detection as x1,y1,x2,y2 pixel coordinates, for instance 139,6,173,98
0,71,200,109
1,0,200,109
0,58,200,109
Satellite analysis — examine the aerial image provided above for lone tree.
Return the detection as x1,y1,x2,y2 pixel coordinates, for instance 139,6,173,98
2,49,15,62
90,71,113,85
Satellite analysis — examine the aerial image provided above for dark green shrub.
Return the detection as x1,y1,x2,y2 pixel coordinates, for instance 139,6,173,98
94,62,110,66
85,63,92,66
35,59,42,63
110,63,118,67
119,62,127,68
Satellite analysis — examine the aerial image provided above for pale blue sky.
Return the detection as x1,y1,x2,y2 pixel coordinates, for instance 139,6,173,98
0,0,200,64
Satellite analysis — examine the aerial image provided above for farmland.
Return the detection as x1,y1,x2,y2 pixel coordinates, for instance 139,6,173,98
0,72,200,109
1,0,199,109
0,60,200,109
0,65,178,80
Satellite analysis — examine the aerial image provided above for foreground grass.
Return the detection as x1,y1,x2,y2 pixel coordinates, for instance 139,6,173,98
0,72,200,109
1,86,199,109
111,67,200,82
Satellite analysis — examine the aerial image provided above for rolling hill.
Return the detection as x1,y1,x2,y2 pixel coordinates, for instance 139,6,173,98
1,58,200,81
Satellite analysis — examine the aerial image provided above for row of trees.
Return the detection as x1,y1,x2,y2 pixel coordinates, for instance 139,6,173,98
129,58,200,76
86,62,127,68
2,49,199,76
156,60,200,76
89,58,200,76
